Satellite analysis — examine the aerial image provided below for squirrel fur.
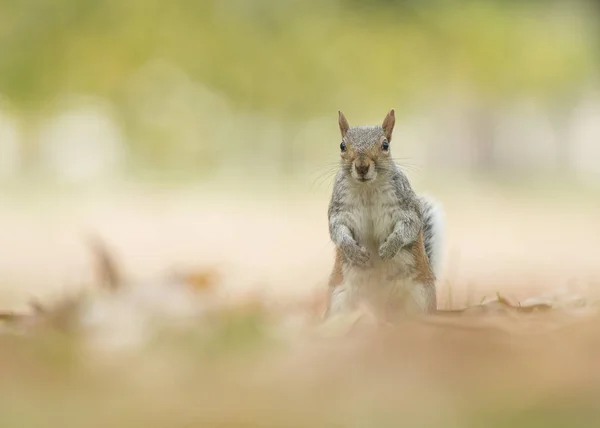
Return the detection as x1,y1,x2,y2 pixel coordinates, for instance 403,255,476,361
324,109,445,319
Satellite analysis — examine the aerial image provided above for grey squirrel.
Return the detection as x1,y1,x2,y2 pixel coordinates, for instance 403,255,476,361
325,109,444,319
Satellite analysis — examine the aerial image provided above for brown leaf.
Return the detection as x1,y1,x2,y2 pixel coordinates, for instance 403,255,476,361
178,268,220,292
87,235,124,292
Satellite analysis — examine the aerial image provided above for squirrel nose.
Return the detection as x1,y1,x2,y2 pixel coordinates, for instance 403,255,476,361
355,164,369,176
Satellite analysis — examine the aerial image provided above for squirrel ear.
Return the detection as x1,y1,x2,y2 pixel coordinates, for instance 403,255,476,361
382,109,395,141
338,110,350,137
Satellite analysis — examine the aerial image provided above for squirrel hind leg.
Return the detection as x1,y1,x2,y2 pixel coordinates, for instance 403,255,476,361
418,194,445,279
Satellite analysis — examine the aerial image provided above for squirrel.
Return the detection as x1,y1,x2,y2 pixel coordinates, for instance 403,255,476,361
324,109,445,320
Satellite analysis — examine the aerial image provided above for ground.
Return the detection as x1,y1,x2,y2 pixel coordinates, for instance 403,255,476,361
1,177,598,308
0,177,599,427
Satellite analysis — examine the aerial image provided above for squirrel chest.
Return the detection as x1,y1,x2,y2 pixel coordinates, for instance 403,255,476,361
340,185,423,310
347,185,403,254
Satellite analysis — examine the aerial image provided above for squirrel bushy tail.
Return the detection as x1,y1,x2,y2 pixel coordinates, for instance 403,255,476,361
419,195,445,278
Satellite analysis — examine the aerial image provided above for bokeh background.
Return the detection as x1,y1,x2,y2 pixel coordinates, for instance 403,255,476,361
3,2,600,427
1,0,599,308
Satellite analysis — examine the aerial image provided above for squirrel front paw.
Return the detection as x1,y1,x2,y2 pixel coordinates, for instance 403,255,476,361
343,244,371,267
379,237,401,260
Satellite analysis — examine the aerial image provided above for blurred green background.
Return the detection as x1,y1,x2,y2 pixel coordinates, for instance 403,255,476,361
0,0,599,184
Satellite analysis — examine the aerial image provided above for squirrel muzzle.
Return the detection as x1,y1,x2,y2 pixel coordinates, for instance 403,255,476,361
353,158,375,182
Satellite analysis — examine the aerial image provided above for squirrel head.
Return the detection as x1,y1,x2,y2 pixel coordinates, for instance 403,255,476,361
337,109,396,183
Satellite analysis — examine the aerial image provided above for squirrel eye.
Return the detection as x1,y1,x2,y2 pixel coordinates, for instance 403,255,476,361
340,141,346,152
382,139,389,151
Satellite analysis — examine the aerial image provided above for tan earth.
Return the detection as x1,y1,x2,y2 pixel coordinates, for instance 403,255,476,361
0,177,598,312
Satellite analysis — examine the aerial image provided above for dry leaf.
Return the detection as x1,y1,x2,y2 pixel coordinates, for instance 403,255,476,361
177,268,220,292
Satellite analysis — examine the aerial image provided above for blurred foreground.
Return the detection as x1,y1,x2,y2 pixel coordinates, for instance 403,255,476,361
3,302,600,428
0,195,600,427
0,181,599,426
